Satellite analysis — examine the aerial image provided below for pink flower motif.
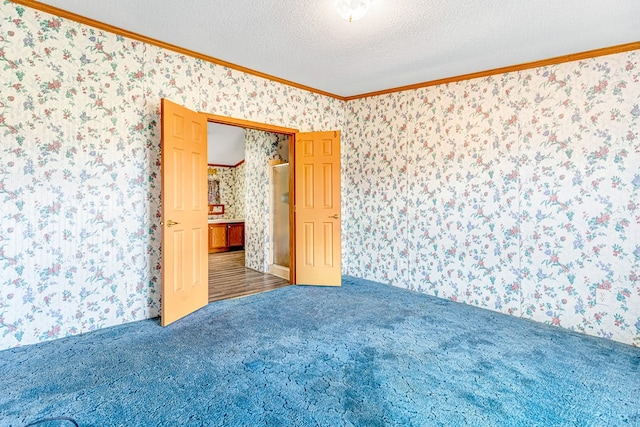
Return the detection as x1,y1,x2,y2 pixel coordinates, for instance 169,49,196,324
48,80,61,90
594,80,608,93
598,281,612,290
47,325,61,337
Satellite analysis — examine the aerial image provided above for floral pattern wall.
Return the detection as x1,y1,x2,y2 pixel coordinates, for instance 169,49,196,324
235,162,246,221
0,1,343,350
1,1,638,350
343,51,640,346
207,166,244,220
244,130,288,272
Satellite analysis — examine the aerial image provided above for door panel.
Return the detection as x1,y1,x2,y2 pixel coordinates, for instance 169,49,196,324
210,225,227,247
192,228,204,285
161,98,208,326
228,224,245,247
322,164,333,208
304,165,314,208
295,131,341,286
323,223,334,267
304,222,314,266
172,230,184,292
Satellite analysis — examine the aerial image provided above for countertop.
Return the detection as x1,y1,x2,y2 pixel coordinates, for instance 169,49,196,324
208,219,245,224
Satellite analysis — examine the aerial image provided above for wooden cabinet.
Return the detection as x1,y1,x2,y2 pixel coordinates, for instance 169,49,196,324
227,223,244,248
208,222,244,253
208,224,228,253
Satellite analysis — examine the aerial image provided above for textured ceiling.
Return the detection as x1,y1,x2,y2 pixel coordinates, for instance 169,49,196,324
36,0,639,97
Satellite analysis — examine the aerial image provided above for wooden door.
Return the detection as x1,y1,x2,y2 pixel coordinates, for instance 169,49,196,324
294,131,341,286
161,98,208,326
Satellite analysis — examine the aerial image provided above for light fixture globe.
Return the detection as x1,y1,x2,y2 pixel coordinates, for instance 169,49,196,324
336,0,371,22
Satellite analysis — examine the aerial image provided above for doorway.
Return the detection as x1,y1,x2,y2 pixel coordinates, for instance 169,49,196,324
205,116,297,302
161,101,342,326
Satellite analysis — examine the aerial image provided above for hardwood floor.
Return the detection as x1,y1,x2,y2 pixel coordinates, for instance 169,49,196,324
208,250,290,303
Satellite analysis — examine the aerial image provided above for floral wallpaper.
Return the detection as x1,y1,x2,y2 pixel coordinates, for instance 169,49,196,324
235,161,246,221
0,1,342,350
207,166,244,220
407,75,523,317
342,94,410,288
244,130,288,272
518,61,640,343
344,51,640,346
1,0,638,350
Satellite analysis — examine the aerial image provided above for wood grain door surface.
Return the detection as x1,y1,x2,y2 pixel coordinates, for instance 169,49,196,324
161,99,208,326
294,131,341,286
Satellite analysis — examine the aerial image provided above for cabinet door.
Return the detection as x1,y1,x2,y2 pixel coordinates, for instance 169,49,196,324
209,224,227,250
227,223,244,247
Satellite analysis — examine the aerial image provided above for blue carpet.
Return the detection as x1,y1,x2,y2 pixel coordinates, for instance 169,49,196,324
1,277,639,426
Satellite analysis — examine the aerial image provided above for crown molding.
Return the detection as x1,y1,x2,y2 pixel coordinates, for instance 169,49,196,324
345,42,640,100
10,0,345,100
11,1,639,103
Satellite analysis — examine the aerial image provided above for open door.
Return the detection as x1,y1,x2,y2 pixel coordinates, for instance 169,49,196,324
161,99,208,326
294,131,341,286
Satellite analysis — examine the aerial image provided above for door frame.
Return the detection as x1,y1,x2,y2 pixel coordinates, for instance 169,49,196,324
200,113,299,284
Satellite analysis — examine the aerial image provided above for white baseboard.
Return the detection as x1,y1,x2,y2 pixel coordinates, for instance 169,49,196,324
268,264,290,280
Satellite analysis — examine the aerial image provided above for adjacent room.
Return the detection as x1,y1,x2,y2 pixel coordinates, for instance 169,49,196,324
206,122,291,302
1,0,639,425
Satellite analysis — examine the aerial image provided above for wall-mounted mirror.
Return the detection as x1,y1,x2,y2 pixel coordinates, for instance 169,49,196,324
207,178,220,204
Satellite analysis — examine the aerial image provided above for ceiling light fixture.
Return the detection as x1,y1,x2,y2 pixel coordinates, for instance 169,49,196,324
336,0,371,22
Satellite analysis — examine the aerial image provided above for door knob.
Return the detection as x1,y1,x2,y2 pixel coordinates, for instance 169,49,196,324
328,214,339,219
166,220,180,227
